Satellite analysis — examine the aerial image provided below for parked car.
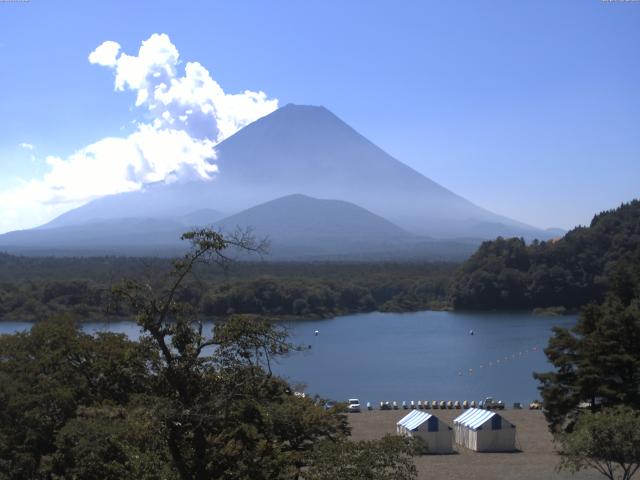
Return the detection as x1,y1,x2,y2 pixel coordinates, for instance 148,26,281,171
481,397,497,409
529,400,542,410
462,400,469,409
348,398,361,413
454,400,461,409
495,400,505,410
513,402,523,409
380,401,391,410
424,400,431,409
439,400,446,409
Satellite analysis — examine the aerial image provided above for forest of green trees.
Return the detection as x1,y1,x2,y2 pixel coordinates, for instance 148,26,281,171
0,257,454,322
449,200,640,310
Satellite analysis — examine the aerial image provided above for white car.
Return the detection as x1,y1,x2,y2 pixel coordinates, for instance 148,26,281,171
348,398,361,413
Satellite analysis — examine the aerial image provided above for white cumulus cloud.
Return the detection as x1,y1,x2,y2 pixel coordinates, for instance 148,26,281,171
87,40,120,67
0,33,278,234
92,33,278,142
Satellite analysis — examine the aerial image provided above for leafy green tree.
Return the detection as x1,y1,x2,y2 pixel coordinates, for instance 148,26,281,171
534,252,640,432
42,404,175,480
305,435,417,480
111,229,350,480
556,406,640,480
0,316,150,480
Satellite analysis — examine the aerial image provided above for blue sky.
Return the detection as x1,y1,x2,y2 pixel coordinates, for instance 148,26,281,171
0,0,638,232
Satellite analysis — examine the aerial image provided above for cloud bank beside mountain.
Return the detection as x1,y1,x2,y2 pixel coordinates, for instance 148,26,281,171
0,33,278,234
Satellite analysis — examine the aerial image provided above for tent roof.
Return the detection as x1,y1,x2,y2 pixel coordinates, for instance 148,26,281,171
397,410,436,431
453,408,500,430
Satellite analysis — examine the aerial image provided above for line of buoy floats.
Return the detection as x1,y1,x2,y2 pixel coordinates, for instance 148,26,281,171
455,344,540,377
311,329,541,378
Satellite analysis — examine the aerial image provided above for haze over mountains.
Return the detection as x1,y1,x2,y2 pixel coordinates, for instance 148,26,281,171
0,104,559,259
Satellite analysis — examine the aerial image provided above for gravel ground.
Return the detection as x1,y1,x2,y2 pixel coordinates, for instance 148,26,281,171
348,409,601,480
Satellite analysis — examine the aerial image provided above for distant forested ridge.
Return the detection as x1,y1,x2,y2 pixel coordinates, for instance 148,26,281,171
449,200,640,310
3,200,637,321
0,257,454,322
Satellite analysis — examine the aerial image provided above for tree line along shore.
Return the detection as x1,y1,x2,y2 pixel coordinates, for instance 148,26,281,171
1,200,638,323
0,258,454,322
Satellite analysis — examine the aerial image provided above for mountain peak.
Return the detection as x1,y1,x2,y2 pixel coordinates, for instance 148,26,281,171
252,103,339,127
18,102,550,244
281,103,329,112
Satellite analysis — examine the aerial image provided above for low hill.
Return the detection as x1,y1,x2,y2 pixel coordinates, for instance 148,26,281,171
215,193,408,244
215,194,478,261
0,194,478,260
213,194,478,260
449,200,640,310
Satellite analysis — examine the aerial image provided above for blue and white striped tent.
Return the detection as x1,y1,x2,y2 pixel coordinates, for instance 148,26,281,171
453,408,516,452
396,410,453,454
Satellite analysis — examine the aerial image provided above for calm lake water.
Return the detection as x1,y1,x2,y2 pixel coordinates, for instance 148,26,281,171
0,310,575,405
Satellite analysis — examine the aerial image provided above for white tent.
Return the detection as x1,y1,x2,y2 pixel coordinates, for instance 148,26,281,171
396,410,453,454
453,408,516,452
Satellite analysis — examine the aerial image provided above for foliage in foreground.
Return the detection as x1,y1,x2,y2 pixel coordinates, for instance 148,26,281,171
0,229,417,480
305,435,417,480
534,247,640,432
556,406,640,480
535,235,640,479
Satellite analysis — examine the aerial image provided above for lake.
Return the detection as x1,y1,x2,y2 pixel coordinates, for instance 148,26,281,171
0,310,575,405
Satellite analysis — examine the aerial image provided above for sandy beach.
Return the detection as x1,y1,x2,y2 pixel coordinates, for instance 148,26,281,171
348,409,601,480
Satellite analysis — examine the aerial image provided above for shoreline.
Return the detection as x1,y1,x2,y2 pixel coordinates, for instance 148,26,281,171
0,304,581,325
